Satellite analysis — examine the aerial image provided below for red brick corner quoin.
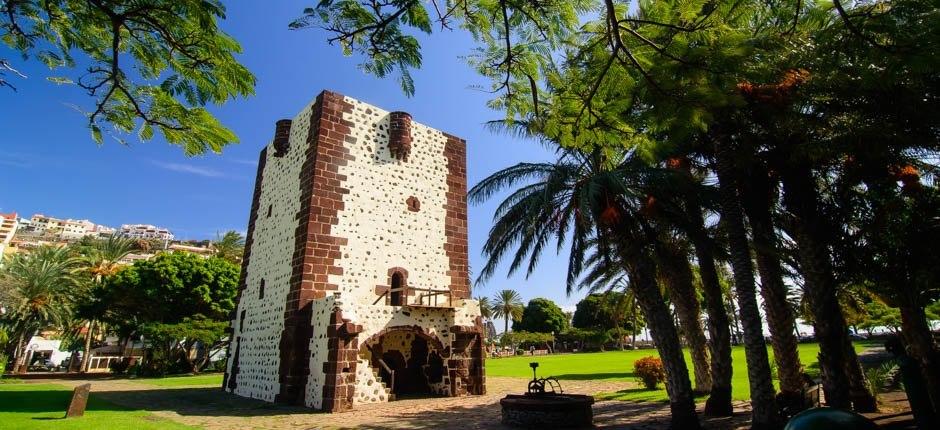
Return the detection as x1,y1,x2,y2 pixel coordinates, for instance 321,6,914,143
443,133,470,300
277,91,356,407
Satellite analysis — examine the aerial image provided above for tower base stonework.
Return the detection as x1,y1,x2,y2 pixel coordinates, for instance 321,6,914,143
223,90,484,411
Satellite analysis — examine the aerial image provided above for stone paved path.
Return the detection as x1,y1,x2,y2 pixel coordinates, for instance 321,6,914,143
38,376,755,429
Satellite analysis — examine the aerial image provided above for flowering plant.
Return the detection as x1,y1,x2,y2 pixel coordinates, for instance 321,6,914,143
634,356,666,389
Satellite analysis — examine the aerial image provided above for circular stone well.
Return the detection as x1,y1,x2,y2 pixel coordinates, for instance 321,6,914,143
500,394,595,428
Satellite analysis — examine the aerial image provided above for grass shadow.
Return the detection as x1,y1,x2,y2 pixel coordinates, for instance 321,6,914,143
87,387,314,418
0,388,130,413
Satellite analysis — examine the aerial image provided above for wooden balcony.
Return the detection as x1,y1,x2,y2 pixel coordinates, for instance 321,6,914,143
373,286,455,309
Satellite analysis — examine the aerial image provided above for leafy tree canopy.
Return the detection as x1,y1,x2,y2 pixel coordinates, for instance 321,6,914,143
90,251,239,332
1,0,255,154
512,297,568,334
572,292,639,332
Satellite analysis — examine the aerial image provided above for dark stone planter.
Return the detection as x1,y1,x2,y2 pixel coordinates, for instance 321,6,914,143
500,394,595,428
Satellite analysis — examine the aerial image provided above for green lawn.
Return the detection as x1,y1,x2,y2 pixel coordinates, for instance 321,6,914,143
0,383,195,429
130,373,224,387
487,343,865,402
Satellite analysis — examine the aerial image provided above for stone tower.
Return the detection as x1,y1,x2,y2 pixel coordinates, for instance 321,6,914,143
223,90,485,412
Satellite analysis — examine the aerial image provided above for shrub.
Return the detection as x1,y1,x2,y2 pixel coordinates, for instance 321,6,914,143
109,358,129,374
865,360,898,399
211,359,228,373
634,356,666,389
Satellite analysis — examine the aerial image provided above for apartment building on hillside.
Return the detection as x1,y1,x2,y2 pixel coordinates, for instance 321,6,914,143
0,212,19,257
120,224,174,241
28,214,114,239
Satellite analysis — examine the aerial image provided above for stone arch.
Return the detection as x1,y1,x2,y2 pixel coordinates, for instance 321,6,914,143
359,325,449,396
358,325,446,356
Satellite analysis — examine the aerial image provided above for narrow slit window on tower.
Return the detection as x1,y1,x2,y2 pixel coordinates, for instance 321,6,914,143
267,204,272,217
239,310,247,331
390,272,404,306
259,279,265,299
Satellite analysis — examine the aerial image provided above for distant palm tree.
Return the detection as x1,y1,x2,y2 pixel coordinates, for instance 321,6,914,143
213,230,245,264
475,296,493,341
75,235,137,372
491,290,523,335
475,296,493,321
0,246,79,372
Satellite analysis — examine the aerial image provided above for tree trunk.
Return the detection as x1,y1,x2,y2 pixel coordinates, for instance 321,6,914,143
842,333,878,412
898,298,940,417
12,329,29,373
714,140,782,428
622,248,701,429
658,240,713,394
80,321,96,373
781,165,864,410
739,171,805,404
674,154,735,415
727,292,742,345
693,239,735,416
631,300,638,345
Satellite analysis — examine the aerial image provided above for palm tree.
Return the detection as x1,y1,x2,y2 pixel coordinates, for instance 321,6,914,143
475,296,494,340
711,133,782,426
475,296,493,321
738,162,805,407
655,236,712,394
470,149,701,429
578,249,642,349
490,290,523,335
213,231,245,264
0,246,79,372
75,235,136,372
665,157,736,416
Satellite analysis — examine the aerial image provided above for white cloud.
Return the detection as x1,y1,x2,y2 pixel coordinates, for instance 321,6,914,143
152,161,224,178
229,158,258,166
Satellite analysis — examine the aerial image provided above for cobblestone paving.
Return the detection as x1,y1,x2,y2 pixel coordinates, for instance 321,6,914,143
38,376,756,429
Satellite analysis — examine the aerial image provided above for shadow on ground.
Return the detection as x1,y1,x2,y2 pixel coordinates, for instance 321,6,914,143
0,389,131,413
90,387,314,418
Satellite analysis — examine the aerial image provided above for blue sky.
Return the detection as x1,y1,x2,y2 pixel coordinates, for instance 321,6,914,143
0,1,588,312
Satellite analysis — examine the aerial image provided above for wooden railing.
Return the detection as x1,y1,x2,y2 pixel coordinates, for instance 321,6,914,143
377,358,395,393
374,286,454,308
405,286,453,308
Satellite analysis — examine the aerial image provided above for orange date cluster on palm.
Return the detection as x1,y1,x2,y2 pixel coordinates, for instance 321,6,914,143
736,69,811,107
892,164,922,193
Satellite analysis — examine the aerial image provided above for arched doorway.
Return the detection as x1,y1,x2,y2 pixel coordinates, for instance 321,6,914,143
361,327,447,398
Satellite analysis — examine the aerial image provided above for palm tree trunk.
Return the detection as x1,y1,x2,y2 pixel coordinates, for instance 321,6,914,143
714,140,782,428
80,321,96,373
631,300,638,345
622,249,700,429
12,329,29,373
781,165,865,410
897,297,940,417
739,172,804,403
726,292,742,344
658,240,712,394
694,241,735,415
675,155,735,415
841,333,877,412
